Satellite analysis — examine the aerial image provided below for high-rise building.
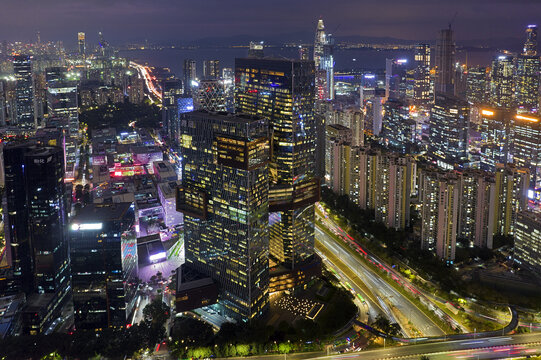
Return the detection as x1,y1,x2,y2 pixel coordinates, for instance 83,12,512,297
419,169,460,262
235,57,319,270
493,163,530,236
195,79,226,111
429,93,470,169
77,32,85,57
177,110,270,321
434,27,456,95
458,170,496,249
4,144,70,334
183,59,197,96
477,107,511,172
386,58,409,100
511,113,541,200
203,60,220,80
514,210,541,277
299,45,310,60
516,25,540,114
46,67,79,137
356,148,415,230
127,75,145,104
70,203,138,330
326,124,352,189
490,55,515,109
466,66,488,105
13,55,35,128
523,24,538,56
313,18,334,100
248,41,264,58
413,44,432,107
162,79,184,145
381,98,415,153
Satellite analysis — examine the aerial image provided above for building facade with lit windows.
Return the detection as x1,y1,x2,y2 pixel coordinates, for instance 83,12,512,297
177,110,270,321
466,66,488,105
413,43,431,107
203,60,220,80
458,170,496,249
434,27,456,95
183,59,197,96
313,18,334,100
511,113,541,201
77,32,85,57
13,55,35,128
70,203,138,330
419,169,460,263
514,210,541,278
477,107,511,172
516,25,539,114
195,79,226,112
493,163,530,236
3,144,70,334
429,93,470,169
235,57,319,271
381,98,415,153
490,55,515,109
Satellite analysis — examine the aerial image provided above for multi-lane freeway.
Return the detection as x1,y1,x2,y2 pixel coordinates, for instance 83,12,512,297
316,225,446,337
220,333,541,360
130,61,162,102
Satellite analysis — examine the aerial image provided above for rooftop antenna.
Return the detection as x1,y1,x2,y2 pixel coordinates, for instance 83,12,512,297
449,12,458,30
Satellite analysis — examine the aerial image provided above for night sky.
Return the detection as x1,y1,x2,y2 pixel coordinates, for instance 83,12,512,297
2,0,540,45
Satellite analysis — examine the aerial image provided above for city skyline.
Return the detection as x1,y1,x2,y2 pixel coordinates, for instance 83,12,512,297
0,0,540,46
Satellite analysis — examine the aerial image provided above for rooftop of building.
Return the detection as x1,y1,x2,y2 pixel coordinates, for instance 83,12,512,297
158,180,181,198
73,202,133,222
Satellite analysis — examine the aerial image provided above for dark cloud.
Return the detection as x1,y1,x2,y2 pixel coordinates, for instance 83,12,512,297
0,0,539,44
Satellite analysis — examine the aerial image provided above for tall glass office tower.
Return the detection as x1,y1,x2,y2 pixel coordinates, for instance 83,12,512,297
13,55,35,128
516,25,540,114
177,110,270,321
235,58,319,270
435,27,456,95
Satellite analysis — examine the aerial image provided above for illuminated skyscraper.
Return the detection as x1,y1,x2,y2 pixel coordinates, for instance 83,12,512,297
516,25,540,113
381,98,415,153
313,18,334,100
466,66,488,105
490,55,515,108
523,25,538,56
4,144,70,334
477,107,511,172
46,67,79,137
70,203,137,330
77,32,85,57
248,41,264,58
419,168,459,262
13,55,35,128
429,93,470,169
183,59,197,96
413,44,432,107
203,59,220,80
235,57,318,270
458,170,496,249
494,163,530,236
195,79,226,111
386,58,409,100
434,27,456,95
177,110,270,320
511,113,541,201
514,210,541,277
162,79,184,145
